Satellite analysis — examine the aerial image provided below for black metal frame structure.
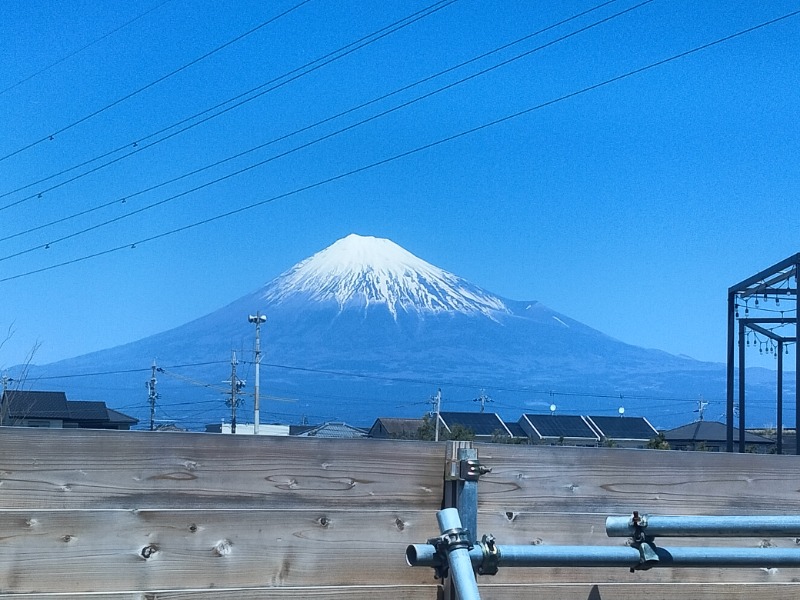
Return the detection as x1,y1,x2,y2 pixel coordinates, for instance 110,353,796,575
727,254,799,453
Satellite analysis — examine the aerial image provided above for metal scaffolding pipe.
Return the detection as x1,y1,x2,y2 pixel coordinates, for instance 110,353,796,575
606,515,800,538
407,542,800,571
436,508,481,600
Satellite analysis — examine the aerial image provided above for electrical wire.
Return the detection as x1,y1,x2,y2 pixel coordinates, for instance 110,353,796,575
0,0,458,209
0,0,313,165
0,0,648,262
30,360,228,380
25,357,735,406
0,0,175,97
0,0,617,243
3,6,797,284
2,2,635,262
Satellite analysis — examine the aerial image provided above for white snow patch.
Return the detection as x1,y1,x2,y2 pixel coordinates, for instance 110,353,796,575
262,234,509,318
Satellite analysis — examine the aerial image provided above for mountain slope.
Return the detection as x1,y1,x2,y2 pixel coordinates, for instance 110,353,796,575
23,234,779,430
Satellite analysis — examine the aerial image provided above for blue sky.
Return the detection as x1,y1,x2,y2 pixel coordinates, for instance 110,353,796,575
1,0,798,370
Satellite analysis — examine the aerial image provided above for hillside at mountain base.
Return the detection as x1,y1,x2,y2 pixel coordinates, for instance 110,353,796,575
24,234,782,430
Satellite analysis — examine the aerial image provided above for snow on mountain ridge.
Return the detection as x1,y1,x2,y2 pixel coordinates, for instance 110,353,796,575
262,234,509,318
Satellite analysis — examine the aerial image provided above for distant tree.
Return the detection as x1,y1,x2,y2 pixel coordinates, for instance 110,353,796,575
416,415,437,441
646,433,671,450
416,415,474,441
1,326,41,427
491,429,527,444
448,424,475,441
602,438,618,448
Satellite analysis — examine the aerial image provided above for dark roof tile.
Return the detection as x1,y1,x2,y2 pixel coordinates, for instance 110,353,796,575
522,414,598,440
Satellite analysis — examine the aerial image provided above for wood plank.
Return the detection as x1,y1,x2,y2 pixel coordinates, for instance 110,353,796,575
476,511,800,549
0,509,438,593
3,509,800,593
0,586,438,599
478,583,800,600
0,429,444,510
475,443,800,514
2,583,800,600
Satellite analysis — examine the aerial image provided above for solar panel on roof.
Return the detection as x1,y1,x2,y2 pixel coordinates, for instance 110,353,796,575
524,414,597,439
439,412,507,436
587,416,656,439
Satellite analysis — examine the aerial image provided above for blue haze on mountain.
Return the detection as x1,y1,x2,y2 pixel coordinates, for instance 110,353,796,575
23,235,785,430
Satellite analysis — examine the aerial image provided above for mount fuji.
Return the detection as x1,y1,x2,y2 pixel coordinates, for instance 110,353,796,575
24,234,778,430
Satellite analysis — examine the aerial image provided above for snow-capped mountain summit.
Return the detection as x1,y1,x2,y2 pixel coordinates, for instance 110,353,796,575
30,233,751,431
262,234,509,318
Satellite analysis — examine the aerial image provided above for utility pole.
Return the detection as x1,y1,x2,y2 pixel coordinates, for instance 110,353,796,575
248,312,267,435
1,374,13,426
226,351,245,434
146,361,159,431
473,389,492,413
431,388,442,442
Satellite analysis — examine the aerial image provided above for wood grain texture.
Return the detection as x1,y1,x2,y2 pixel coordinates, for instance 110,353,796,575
0,509,436,593
3,429,800,596
3,583,800,600
0,429,444,510
0,586,437,599
475,443,800,514
476,511,800,549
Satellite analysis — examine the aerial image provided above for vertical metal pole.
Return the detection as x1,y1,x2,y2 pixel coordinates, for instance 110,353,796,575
230,351,238,435
442,442,480,600
457,448,478,547
253,314,262,435
148,360,158,432
795,263,800,456
435,388,442,442
726,291,736,452
437,508,481,600
777,340,783,454
738,319,746,453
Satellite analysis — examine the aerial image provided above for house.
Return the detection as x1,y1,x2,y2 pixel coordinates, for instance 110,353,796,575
584,415,659,448
437,411,513,441
503,421,528,441
205,422,291,436
519,414,600,446
368,417,424,439
293,422,368,439
0,390,138,430
663,421,774,453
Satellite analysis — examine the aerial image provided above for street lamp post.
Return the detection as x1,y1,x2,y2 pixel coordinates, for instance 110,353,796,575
248,312,267,434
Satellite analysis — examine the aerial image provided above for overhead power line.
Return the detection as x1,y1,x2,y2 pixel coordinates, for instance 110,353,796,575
0,0,646,260
1,8,797,283
0,0,619,245
0,0,313,165
0,0,458,210
25,358,728,407
30,360,228,380
0,0,175,97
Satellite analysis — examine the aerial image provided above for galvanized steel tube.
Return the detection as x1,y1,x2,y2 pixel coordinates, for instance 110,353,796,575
606,515,800,538
436,508,481,600
407,543,800,570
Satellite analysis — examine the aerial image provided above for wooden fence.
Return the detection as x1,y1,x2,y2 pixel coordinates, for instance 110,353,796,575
1,427,800,598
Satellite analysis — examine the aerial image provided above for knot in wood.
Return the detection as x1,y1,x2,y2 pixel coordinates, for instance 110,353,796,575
213,539,233,556
141,543,159,559
189,524,198,533
317,516,330,528
395,517,406,531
